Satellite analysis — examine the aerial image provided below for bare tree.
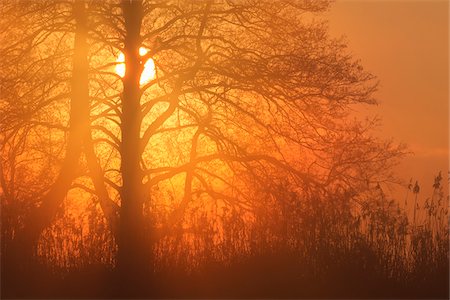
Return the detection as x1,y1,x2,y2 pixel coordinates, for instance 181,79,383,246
0,0,403,286
83,0,402,282
0,0,119,269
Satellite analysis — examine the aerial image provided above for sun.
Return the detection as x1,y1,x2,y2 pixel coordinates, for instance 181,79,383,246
115,47,156,85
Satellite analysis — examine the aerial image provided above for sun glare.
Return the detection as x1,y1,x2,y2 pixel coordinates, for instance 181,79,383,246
115,47,156,85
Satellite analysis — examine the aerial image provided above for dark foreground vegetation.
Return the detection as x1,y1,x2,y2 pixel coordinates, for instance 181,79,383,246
2,174,448,299
0,0,448,298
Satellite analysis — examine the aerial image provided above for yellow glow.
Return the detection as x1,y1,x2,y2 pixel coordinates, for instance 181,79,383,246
115,47,156,85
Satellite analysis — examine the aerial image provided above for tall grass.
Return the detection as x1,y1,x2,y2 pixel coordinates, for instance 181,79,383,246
1,173,448,298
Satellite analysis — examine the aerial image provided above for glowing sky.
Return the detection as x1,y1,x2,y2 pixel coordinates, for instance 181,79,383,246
327,0,448,198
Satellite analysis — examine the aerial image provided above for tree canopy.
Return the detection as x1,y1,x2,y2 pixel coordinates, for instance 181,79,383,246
1,0,404,284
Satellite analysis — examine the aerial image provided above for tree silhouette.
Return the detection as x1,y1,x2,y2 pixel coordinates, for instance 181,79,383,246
0,0,413,296
0,0,118,271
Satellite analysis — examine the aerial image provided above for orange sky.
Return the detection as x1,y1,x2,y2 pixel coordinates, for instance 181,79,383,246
327,0,449,199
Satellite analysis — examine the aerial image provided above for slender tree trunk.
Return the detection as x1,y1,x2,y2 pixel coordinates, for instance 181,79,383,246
83,134,119,238
12,0,120,268
117,0,149,292
12,0,89,261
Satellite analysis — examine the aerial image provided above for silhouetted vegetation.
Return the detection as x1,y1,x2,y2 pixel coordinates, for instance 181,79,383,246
0,0,448,298
2,173,448,298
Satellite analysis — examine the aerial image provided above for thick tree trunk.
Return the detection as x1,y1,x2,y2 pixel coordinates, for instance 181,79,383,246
11,0,90,266
117,0,149,292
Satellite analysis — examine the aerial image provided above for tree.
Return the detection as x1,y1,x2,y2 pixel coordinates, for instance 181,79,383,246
1,0,402,291
88,0,402,283
1,0,78,269
0,0,118,272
